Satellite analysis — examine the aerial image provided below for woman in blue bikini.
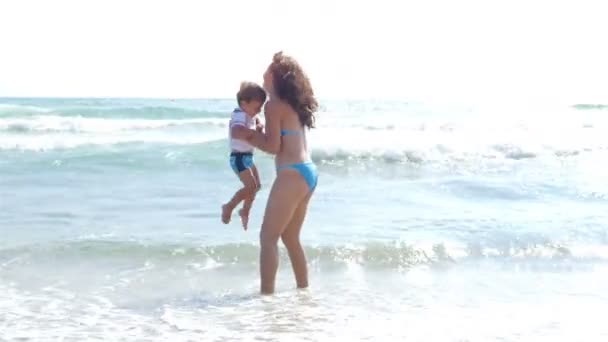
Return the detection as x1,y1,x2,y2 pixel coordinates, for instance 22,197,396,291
233,51,319,294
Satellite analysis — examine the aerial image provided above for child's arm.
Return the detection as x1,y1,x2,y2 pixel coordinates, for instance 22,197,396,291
232,126,254,139
230,111,249,137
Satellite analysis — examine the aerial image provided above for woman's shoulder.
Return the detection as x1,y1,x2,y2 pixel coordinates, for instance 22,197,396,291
264,99,290,117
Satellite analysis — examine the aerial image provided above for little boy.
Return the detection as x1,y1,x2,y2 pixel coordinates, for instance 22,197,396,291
221,81,266,230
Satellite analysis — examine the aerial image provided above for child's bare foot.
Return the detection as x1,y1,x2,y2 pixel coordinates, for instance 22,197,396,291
221,204,232,224
238,209,249,230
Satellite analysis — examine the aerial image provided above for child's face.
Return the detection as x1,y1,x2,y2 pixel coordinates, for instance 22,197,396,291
241,100,263,116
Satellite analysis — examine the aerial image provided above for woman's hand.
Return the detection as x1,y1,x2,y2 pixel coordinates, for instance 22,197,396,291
256,122,265,133
246,101,281,154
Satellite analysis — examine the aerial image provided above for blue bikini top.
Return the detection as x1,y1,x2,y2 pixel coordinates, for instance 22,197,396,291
280,129,301,136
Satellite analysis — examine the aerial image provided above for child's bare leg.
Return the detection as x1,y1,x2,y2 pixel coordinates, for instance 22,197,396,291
251,165,261,192
239,195,255,230
221,169,257,224
238,166,260,230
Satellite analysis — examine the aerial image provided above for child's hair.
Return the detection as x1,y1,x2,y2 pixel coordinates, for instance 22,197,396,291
237,81,266,105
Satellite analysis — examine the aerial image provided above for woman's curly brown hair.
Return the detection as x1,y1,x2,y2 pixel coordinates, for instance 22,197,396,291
268,51,318,129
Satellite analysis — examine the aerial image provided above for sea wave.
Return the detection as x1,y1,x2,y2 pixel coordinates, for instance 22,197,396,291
573,104,608,110
2,239,607,270
0,103,53,114
315,146,607,167
0,115,229,150
1,102,606,172
0,115,226,134
0,134,225,151
1,115,606,156
0,102,225,119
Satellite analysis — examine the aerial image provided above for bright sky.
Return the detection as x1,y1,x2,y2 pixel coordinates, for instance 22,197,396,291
0,0,606,103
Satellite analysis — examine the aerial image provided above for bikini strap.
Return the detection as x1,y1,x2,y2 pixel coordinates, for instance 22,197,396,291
280,129,301,136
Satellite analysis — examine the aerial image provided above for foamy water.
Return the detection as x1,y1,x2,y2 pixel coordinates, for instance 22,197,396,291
1,98,607,341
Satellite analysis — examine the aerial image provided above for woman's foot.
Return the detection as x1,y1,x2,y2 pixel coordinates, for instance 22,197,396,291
238,208,250,230
221,204,232,224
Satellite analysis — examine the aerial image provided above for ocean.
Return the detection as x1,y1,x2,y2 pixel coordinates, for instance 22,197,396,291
1,97,607,341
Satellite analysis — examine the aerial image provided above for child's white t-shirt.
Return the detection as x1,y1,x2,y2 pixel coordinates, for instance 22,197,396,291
229,108,256,152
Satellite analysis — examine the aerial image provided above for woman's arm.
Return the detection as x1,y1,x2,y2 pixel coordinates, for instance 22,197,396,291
246,101,281,155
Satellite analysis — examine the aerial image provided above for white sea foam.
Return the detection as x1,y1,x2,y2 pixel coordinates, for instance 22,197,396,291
0,115,226,133
1,107,606,164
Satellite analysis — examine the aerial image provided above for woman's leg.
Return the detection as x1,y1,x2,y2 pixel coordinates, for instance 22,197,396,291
259,170,308,294
281,192,313,289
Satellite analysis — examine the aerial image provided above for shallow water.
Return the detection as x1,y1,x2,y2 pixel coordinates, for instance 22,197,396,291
1,98,607,340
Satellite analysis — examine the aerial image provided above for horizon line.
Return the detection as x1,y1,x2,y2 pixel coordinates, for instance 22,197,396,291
1,96,606,108
0,95,416,102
